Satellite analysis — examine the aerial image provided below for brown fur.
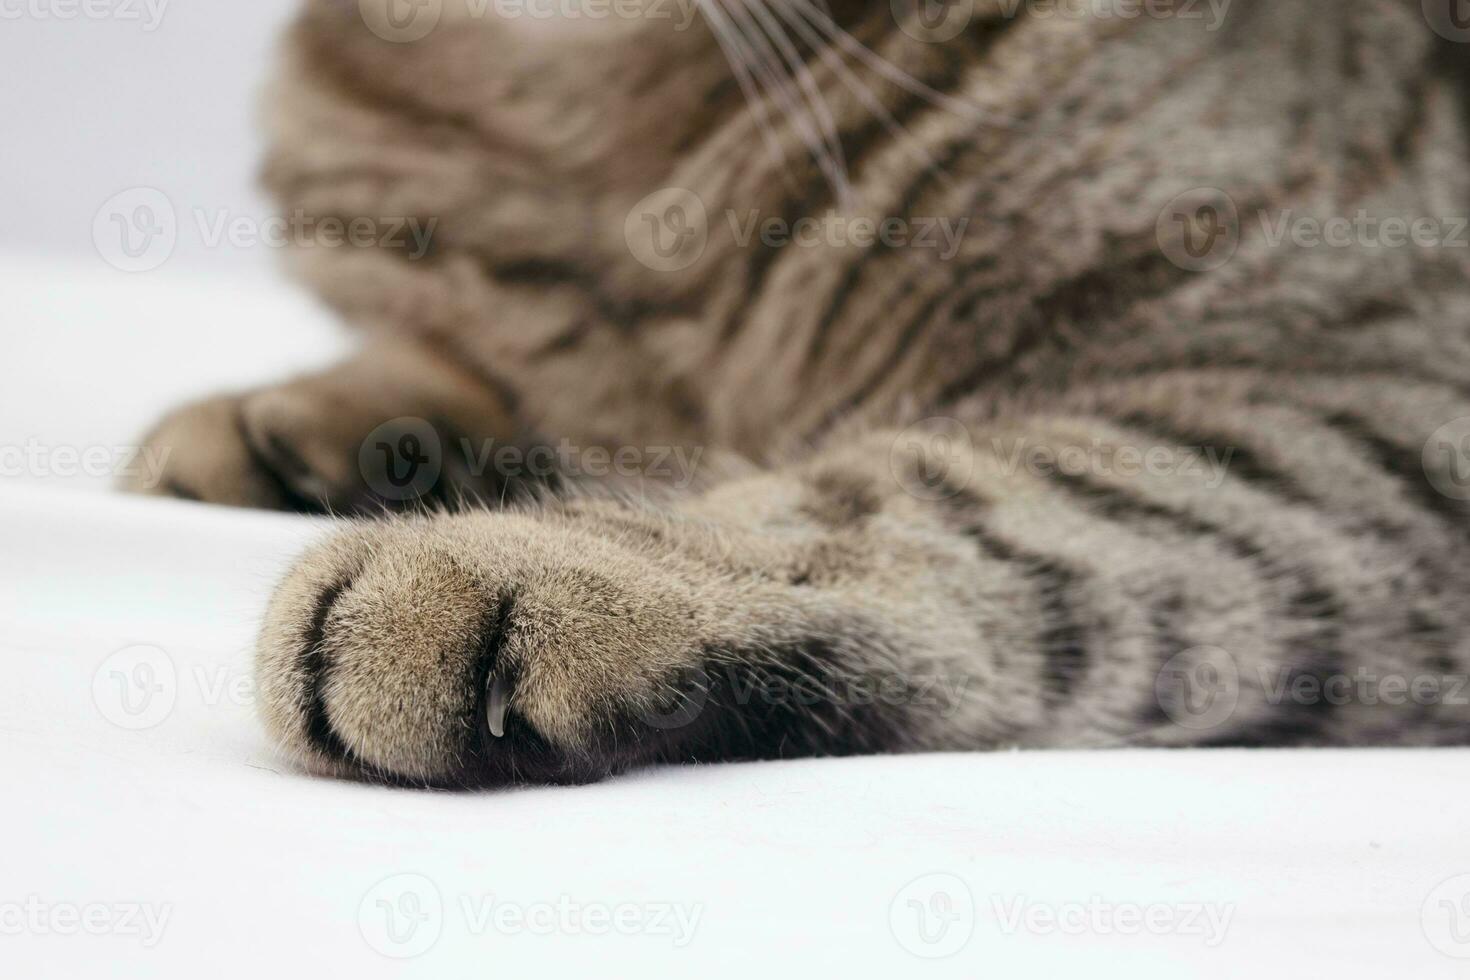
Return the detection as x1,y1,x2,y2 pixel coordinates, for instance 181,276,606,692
127,0,1470,784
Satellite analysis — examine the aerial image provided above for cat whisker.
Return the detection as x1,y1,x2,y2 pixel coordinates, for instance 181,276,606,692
784,0,1015,128
764,0,951,190
704,0,850,206
728,0,853,208
696,0,793,180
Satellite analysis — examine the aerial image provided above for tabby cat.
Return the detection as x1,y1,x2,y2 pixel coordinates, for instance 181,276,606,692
128,0,1470,785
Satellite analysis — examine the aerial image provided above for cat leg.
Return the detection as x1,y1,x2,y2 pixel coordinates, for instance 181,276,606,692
253,425,1027,786
254,370,1470,785
123,335,535,513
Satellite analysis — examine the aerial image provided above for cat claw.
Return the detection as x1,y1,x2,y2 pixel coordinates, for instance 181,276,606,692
486,673,511,739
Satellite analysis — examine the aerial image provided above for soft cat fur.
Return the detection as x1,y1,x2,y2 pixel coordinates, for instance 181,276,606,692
128,0,1470,785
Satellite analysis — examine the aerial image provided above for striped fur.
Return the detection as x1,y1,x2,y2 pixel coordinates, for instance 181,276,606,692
129,0,1470,783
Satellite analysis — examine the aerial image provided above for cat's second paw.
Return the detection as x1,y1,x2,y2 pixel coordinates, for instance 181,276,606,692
124,343,526,514
123,390,356,512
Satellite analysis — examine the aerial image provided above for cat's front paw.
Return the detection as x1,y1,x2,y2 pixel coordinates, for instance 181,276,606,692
123,341,528,514
123,392,321,511
128,398,528,515
254,512,726,785
125,385,470,514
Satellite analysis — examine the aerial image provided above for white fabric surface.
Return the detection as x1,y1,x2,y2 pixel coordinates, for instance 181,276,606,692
4,257,1470,978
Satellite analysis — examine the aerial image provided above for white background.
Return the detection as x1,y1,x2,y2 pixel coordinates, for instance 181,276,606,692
1,0,349,491
4,3,1470,977
2,0,299,274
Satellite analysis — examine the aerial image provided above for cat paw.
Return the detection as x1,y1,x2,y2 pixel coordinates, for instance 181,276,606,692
123,343,525,513
122,391,325,511
124,386,421,513
253,512,725,785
